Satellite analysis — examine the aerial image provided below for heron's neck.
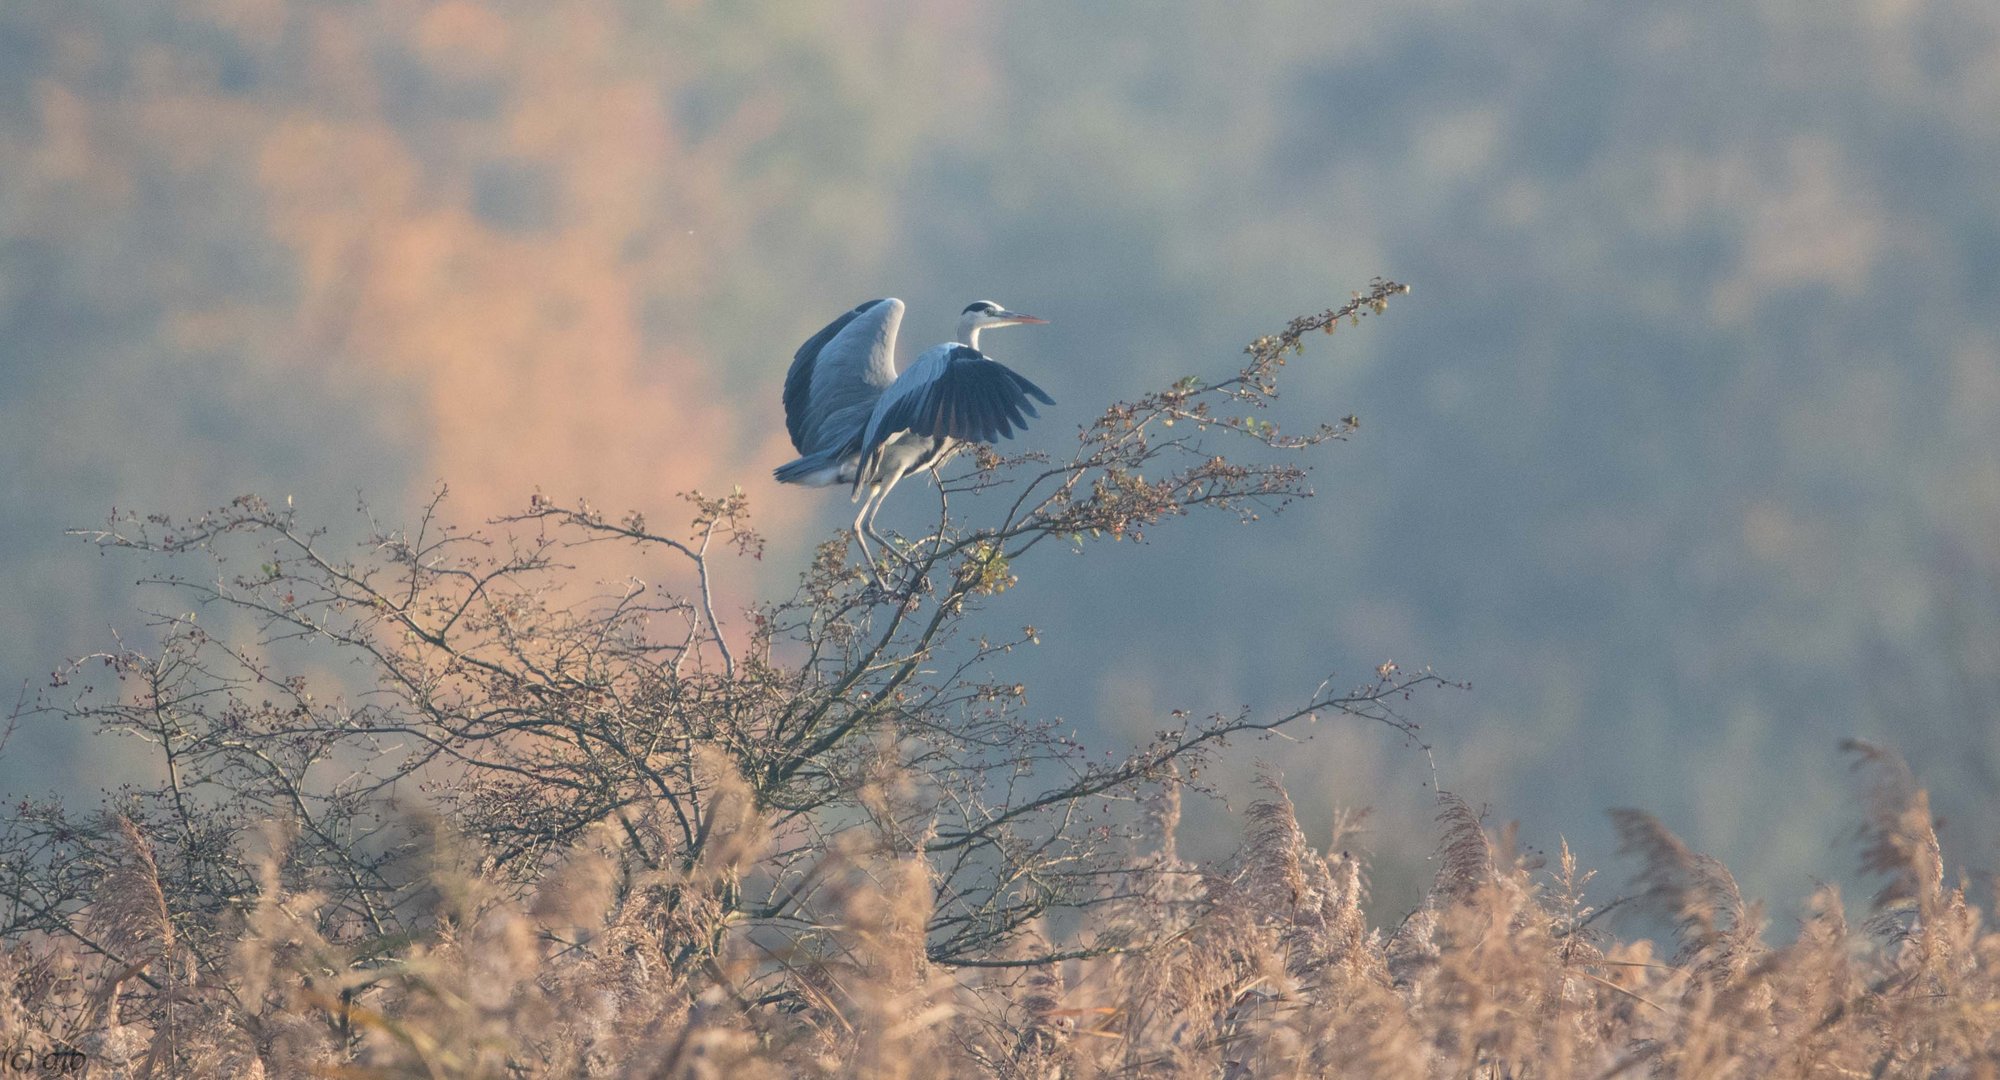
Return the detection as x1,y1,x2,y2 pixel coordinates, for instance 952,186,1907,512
957,319,982,352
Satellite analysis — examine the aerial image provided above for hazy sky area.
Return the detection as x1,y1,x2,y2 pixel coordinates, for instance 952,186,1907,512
4,1,2000,919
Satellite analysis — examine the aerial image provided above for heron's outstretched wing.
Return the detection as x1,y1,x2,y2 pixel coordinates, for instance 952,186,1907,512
860,344,1055,457
782,298,904,456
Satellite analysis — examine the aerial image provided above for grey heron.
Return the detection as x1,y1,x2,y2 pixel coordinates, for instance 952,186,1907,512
775,298,1054,574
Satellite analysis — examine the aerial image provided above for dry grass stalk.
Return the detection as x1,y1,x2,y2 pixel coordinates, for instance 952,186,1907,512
0,748,1995,1076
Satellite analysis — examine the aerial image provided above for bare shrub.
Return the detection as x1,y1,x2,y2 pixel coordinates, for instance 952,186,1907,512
8,280,1997,1075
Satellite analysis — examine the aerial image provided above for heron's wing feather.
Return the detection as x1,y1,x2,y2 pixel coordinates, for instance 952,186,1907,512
782,298,904,454
782,308,862,449
862,344,1056,456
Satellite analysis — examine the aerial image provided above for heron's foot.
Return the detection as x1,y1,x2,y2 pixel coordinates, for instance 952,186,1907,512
849,540,896,592
851,530,885,582
871,554,926,597
856,561,919,602
861,579,917,605
866,526,920,569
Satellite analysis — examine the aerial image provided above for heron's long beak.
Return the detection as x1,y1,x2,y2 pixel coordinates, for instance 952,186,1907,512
999,311,1048,325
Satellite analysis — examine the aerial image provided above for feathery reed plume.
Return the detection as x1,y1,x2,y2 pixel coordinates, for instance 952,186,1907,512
1431,794,1495,905
1607,808,1764,987
1844,739,1948,920
1841,740,1982,1072
0,749,1996,1076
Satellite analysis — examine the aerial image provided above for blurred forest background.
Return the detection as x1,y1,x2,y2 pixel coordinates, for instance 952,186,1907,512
4,0,2000,918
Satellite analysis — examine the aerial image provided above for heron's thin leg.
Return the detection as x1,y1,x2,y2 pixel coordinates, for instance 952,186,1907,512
870,468,934,595
932,472,951,561
862,484,914,588
852,493,882,580
865,474,903,561
926,440,961,550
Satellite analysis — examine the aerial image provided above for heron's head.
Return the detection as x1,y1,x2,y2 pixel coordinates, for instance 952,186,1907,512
956,300,1047,343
